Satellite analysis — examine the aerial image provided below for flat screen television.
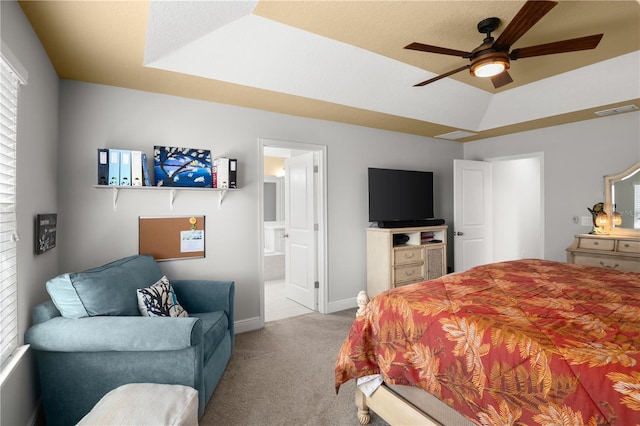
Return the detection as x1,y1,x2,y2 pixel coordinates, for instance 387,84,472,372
368,167,435,227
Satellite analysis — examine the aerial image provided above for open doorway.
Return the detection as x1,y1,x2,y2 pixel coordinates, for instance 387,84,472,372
453,153,544,271
489,153,544,262
258,138,327,325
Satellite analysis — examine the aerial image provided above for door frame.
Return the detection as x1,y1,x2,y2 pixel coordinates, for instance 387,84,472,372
486,152,545,260
258,138,328,327
454,152,544,271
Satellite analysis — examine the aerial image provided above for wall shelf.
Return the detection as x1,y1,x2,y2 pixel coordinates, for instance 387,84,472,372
94,185,234,211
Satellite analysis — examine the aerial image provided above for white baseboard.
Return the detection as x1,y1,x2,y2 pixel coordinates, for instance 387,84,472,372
327,297,358,314
233,298,358,333
234,316,262,334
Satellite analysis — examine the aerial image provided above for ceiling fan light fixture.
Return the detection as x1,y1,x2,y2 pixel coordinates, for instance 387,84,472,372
470,52,510,78
473,62,505,77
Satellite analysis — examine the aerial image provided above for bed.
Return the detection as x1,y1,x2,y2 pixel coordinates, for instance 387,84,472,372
335,259,640,425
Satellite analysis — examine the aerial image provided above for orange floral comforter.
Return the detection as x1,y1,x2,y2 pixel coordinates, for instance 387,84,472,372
335,259,640,425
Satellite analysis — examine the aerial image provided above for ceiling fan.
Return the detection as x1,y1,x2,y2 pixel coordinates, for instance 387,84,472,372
405,0,603,89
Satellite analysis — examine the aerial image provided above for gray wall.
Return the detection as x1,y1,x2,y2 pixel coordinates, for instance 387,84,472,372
0,1,59,425
464,112,640,261
57,80,462,320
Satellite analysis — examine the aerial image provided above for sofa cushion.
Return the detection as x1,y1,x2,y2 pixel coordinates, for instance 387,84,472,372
192,311,228,364
137,276,189,317
46,255,164,318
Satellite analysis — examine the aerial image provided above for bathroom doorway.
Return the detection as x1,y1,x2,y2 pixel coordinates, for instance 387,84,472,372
259,139,327,324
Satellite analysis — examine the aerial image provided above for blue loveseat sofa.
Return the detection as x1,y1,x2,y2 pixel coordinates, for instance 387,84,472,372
24,255,234,426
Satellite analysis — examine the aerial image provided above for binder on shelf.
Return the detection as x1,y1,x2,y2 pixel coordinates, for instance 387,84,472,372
97,148,109,185
131,150,143,186
214,157,229,189
108,149,120,186
229,158,237,189
141,152,151,186
118,150,132,186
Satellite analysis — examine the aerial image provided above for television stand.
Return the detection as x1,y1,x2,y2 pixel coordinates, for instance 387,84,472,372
366,225,448,297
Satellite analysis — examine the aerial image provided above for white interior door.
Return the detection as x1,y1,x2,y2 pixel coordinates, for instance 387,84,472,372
453,159,492,272
284,152,316,310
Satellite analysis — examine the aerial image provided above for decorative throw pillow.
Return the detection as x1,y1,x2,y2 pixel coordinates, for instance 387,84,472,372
137,276,189,317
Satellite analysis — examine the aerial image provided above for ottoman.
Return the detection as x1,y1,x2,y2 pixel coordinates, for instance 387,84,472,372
77,383,198,426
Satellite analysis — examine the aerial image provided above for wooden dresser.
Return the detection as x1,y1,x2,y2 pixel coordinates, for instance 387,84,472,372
366,225,447,297
566,234,640,273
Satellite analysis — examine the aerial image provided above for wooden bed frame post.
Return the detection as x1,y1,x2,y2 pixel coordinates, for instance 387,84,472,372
355,386,371,425
355,291,372,424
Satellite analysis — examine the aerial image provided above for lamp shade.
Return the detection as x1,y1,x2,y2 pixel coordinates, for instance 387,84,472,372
595,211,608,227
612,211,622,226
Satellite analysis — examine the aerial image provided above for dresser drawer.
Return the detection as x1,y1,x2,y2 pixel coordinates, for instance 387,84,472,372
393,264,424,285
617,240,640,254
578,238,615,251
393,246,424,265
573,254,640,273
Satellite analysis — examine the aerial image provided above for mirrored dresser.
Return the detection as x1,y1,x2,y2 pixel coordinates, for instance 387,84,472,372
567,161,640,273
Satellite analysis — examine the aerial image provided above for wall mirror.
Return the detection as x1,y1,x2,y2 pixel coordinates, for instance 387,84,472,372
263,175,284,222
604,161,640,236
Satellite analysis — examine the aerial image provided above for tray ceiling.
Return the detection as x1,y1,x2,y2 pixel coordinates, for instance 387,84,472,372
18,1,640,141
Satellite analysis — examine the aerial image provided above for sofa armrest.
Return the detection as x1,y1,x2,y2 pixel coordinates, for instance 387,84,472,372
33,300,61,324
171,280,234,345
170,280,233,314
25,316,202,352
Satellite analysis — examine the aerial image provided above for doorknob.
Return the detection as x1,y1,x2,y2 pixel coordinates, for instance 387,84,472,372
454,231,464,236
282,233,289,238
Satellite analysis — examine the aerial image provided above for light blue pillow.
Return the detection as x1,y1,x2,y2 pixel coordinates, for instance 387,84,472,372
46,255,163,318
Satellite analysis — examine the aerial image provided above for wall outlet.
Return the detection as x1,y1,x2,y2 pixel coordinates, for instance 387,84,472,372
581,216,592,226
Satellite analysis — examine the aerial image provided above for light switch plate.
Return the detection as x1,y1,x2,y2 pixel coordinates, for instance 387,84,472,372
581,216,592,226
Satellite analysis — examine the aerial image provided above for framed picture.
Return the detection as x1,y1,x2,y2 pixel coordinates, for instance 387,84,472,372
36,213,57,254
153,146,213,188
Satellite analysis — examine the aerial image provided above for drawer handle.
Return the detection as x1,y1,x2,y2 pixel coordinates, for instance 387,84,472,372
624,243,630,248
404,270,415,277
403,252,415,259
599,261,619,269
593,242,599,246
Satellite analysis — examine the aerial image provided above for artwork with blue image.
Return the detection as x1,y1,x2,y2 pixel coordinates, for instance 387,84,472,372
153,146,213,187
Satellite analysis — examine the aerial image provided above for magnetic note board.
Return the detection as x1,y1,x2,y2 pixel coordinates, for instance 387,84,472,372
139,216,205,261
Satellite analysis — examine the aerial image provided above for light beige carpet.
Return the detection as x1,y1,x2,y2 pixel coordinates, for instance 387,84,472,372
200,309,388,426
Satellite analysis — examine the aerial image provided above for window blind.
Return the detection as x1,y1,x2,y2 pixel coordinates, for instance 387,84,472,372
0,56,20,367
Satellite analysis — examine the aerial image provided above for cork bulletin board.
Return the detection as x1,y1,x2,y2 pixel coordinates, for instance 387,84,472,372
139,216,205,261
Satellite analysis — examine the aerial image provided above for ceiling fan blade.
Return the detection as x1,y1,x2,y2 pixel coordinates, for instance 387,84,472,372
405,42,470,58
414,65,470,87
491,71,514,89
494,0,557,48
510,34,603,59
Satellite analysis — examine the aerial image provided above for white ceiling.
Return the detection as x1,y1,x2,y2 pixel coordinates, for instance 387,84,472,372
18,1,640,141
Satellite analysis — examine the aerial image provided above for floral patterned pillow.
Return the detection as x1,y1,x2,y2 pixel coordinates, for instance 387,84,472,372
136,276,188,317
